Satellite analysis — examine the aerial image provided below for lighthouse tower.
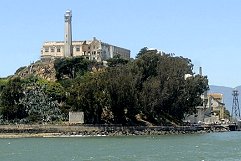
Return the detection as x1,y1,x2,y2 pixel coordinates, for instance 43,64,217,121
64,10,72,57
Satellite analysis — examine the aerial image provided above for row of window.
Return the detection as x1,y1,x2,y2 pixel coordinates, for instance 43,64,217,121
44,45,101,53
45,48,79,53
82,51,100,55
83,45,99,50
44,49,128,59
45,48,61,52
44,47,101,55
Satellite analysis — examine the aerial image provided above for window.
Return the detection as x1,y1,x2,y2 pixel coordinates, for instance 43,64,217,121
45,48,49,52
57,48,61,52
76,47,80,52
51,48,54,52
88,46,91,50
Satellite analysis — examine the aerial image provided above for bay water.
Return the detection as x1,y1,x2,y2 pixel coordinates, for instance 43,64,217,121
0,131,241,161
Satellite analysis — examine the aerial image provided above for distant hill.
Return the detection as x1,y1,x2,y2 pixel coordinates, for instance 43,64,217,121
209,85,241,113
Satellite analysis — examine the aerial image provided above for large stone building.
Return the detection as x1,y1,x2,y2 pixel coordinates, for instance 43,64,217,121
41,10,130,61
41,37,130,62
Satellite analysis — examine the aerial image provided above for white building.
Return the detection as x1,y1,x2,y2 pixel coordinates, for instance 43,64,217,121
41,37,130,62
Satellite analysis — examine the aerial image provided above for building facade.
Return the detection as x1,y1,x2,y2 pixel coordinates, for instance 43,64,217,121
207,93,225,120
41,37,130,62
41,10,130,61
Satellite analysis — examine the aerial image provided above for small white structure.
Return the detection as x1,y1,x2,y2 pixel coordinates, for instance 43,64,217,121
184,74,192,80
69,112,84,124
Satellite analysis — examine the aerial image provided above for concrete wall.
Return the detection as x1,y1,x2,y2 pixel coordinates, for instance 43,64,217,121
69,112,84,124
184,106,205,124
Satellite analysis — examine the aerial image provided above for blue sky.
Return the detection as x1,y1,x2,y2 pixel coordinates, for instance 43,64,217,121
0,0,241,88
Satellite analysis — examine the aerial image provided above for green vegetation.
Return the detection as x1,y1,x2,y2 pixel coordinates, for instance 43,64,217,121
0,78,8,92
54,57,90,80
0,48,209,125
14,66,27,75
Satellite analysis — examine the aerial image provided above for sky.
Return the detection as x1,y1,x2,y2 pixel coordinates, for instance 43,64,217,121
0,0,241,88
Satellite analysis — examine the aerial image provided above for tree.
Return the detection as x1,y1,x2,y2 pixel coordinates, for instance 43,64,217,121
136,47,148,58
20,76,65,122
63,49,209,125
134,52,208,124
104,65,138,124
0,76,65,123
66,72,110,124
106,55,129,67
0,78,8,94
54,57,90,80
15,66,27,75
0,77,27,120
19,84,64,123
37,79,66,102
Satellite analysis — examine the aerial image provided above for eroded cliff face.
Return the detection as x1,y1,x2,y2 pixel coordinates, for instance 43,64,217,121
15,60,57,81
14,59,105,82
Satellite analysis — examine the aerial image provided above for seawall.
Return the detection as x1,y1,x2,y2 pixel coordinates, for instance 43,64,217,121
0,124,230,137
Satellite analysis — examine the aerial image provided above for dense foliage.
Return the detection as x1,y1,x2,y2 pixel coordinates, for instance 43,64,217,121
0,49,209,125
54,57,90,80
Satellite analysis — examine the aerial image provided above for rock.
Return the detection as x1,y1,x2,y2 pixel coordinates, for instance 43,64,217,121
15,60,57,82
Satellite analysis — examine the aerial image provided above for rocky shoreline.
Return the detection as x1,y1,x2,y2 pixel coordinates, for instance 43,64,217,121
0,124,233,138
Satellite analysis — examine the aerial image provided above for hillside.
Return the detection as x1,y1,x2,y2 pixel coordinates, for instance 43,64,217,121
15,60,56,81
0,53,209,125
15,61,235,114
14,61,240,115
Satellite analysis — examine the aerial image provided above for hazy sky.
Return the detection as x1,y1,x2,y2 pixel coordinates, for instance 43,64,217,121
0,0,241,87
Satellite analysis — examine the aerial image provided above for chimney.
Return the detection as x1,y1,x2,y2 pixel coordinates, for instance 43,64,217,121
199,67,202,76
